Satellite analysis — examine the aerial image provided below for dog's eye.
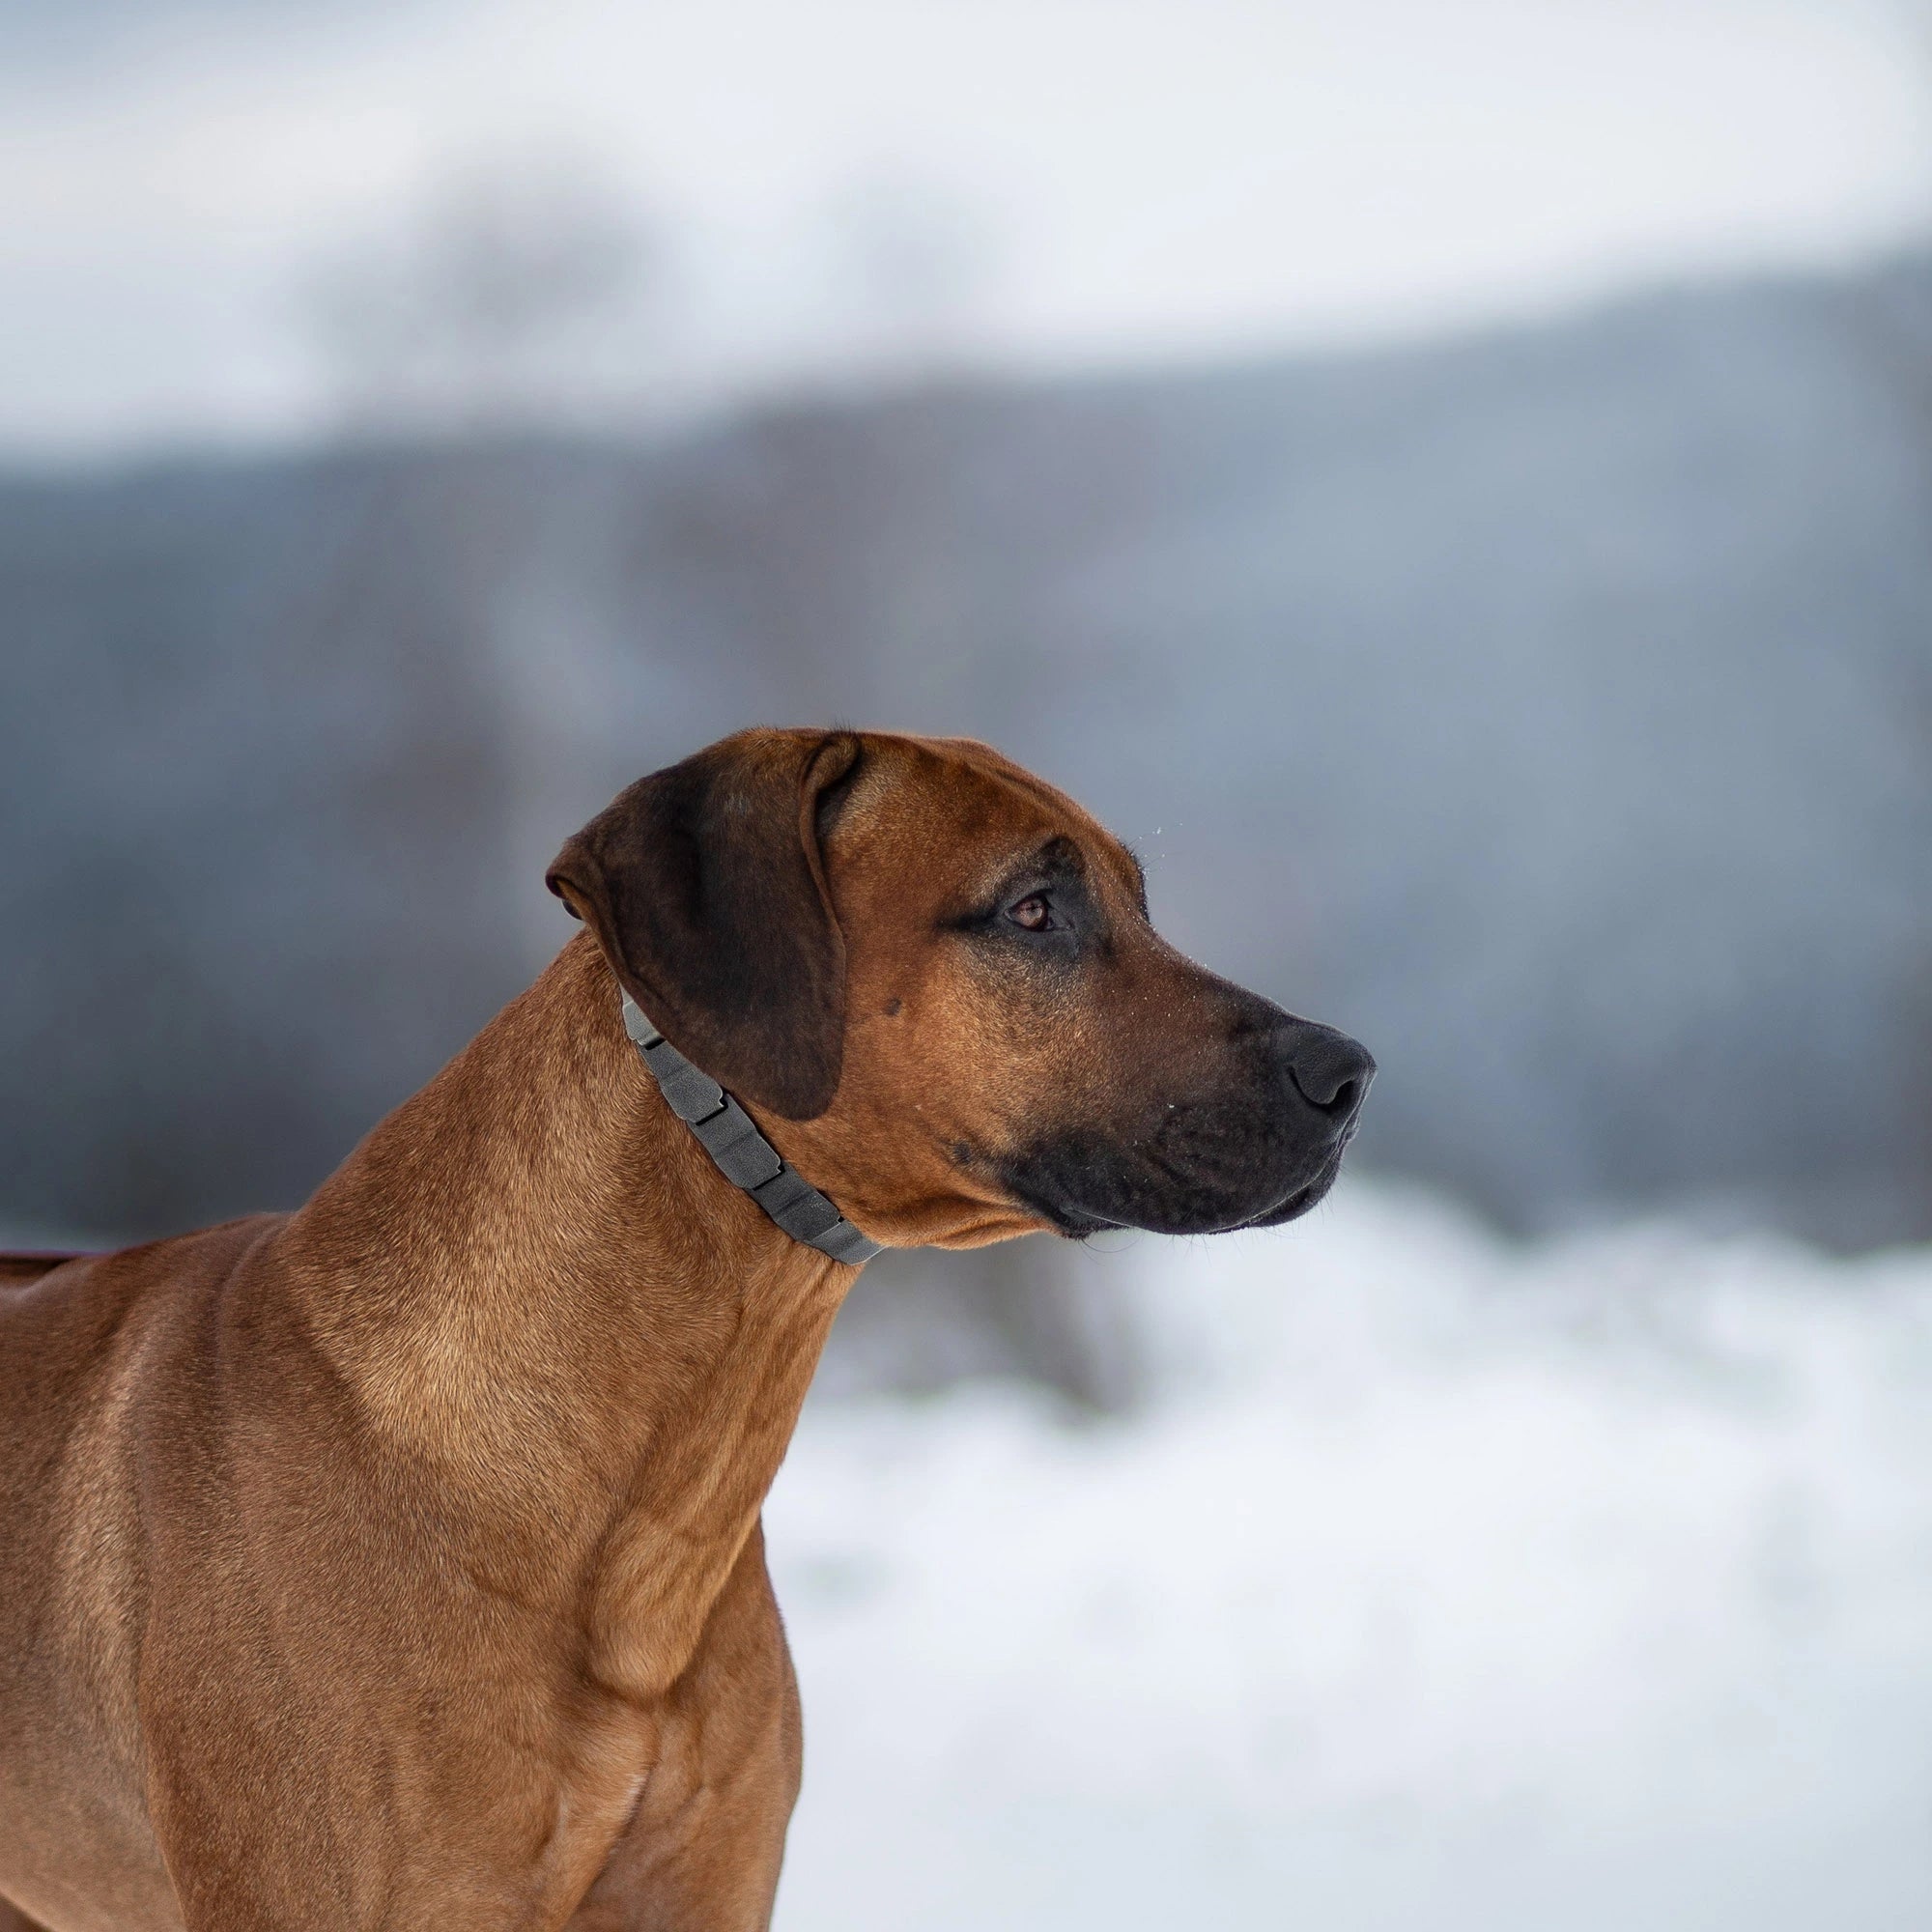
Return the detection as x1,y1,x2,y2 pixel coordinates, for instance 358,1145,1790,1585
1008,895,1055,932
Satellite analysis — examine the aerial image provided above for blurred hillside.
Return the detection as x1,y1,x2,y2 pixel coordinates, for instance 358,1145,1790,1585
5,253,1931,1249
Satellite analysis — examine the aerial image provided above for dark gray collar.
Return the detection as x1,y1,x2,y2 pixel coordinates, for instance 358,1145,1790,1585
620,991,883,1266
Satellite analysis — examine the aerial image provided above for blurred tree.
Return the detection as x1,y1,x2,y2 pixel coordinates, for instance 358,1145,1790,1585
304,156,670,432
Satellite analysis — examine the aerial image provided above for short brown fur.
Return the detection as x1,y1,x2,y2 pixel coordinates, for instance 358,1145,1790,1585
0,729,1368,1930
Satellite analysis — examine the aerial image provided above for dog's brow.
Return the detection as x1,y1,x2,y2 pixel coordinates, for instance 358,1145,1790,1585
968,837,1078,905
1025,836,1086,884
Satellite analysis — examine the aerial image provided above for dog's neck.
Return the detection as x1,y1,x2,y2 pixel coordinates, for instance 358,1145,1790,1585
279,930,852,1699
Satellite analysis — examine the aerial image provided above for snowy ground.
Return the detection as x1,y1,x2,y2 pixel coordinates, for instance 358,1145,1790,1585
766,1184,1932,1931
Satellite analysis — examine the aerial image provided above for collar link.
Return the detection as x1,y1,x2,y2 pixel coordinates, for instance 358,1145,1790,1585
619,991,882,1266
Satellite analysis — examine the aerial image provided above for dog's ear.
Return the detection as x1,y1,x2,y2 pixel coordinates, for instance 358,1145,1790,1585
547,730,862,1121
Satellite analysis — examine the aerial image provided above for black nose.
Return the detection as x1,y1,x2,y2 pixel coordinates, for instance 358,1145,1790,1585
1281,1022,1376,1123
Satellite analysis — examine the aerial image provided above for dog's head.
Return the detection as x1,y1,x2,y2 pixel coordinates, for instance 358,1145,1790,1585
548,728,1373,1249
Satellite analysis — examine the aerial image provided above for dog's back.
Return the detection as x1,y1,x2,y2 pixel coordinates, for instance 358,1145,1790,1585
0,1253,87,1287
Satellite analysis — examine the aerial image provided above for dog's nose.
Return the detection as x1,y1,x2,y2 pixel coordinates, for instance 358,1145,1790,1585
1281,1023,1376,1123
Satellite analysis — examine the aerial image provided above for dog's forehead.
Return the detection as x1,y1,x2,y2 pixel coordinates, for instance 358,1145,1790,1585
846,734,1105,866
832,731,1139,909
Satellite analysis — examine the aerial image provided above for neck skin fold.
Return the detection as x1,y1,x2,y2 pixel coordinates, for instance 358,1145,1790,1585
274,932,852,1698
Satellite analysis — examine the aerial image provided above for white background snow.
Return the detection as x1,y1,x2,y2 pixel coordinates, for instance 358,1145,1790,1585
766,1184,1932,1930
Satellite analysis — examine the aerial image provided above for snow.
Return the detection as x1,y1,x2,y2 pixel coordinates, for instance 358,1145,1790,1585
766,1184,1932,1930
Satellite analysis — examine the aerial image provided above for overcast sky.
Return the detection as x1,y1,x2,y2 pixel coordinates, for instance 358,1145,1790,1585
3,0,1928,459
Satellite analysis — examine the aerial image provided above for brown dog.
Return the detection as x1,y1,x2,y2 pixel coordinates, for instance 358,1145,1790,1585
0,729,1372,1931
